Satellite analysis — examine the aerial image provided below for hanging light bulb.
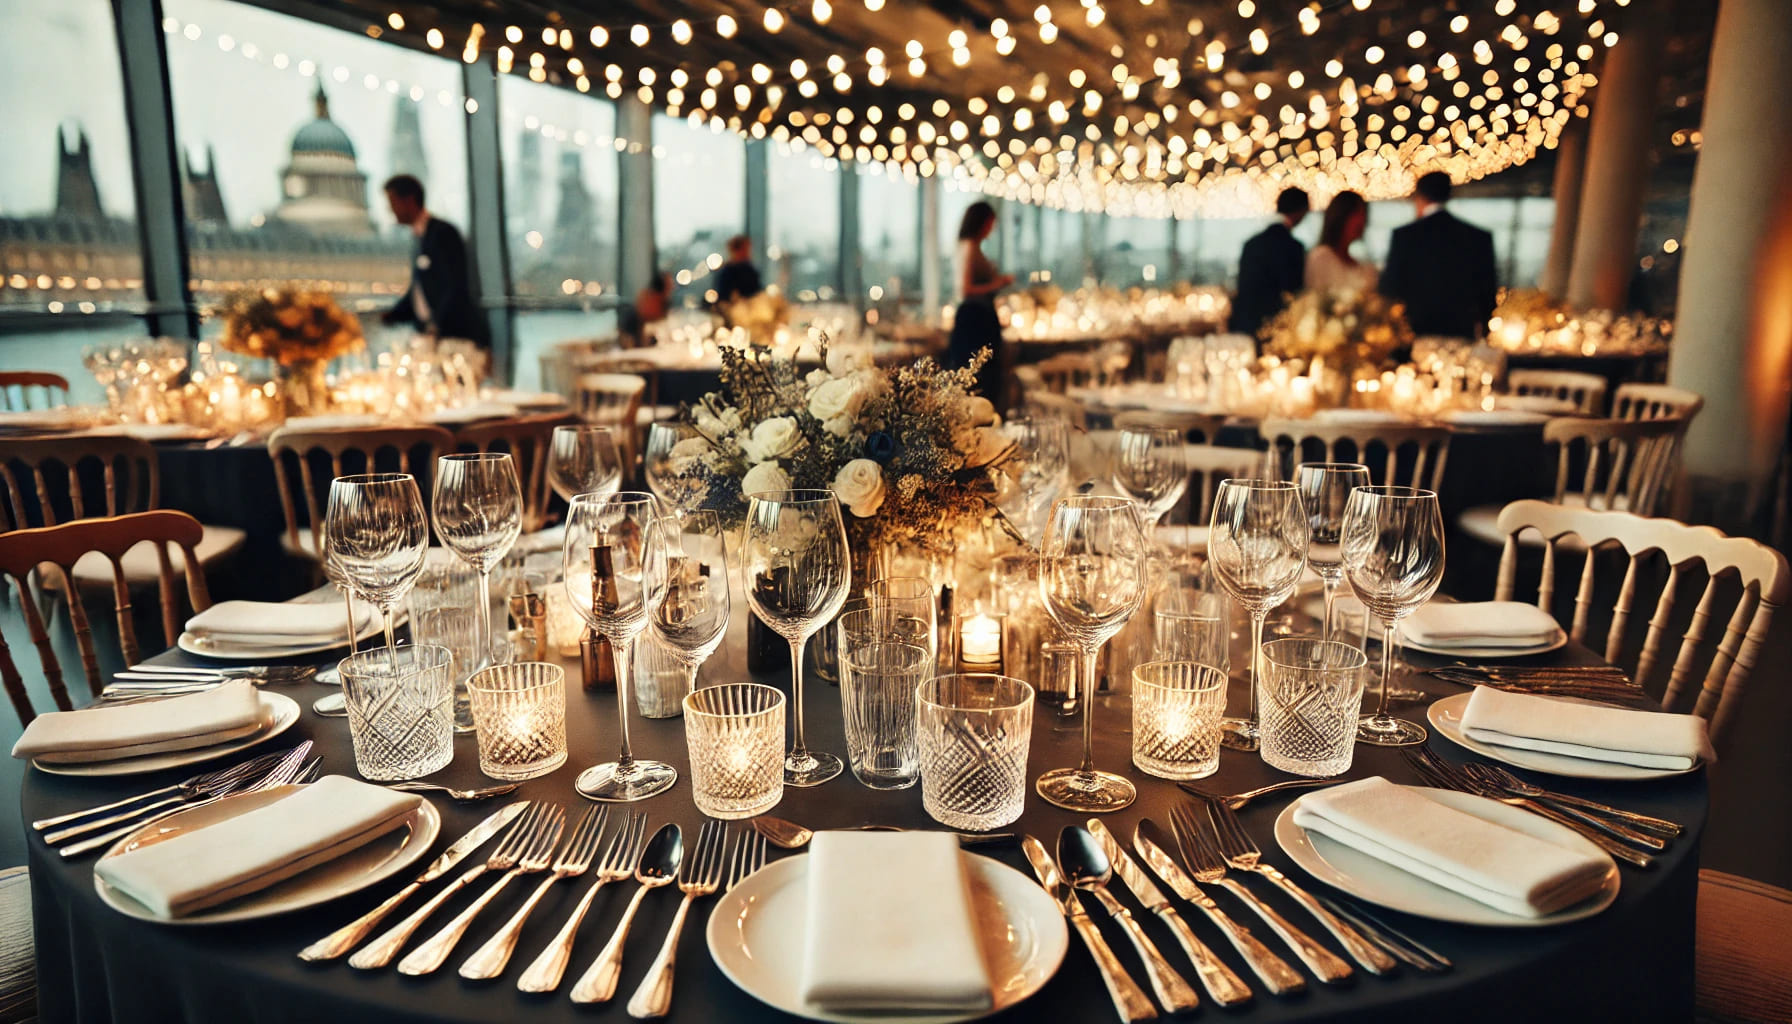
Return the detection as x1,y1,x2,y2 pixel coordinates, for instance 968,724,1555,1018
716,14,737,38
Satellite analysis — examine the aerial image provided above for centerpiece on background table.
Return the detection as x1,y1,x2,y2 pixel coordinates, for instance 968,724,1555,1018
719,291,793,347
1262,287,1413,408
1487,287,1672,357
214,286,366,416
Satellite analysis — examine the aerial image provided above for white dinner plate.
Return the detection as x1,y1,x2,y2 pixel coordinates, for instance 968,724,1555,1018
33,691,302,778
706,852,1068,1024
1400,626,1568,660
1427,691,1703,781
1441,409,1552,428
93,783,439,925
1274,785,1619,927
177,615,390,660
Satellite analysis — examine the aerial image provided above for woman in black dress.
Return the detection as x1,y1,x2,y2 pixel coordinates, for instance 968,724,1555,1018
946,201,1014,401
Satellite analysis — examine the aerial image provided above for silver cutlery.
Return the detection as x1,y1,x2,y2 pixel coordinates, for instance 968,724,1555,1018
1020,834,1157,1023
625,820,731,1018
1202,798,1397,975
1312,894,1451,973
1169,803,1354,984
348,804,556,970
35,748,286,833
1058,826,1201,1013
1132,820,1305,996
1176,777,1344,811
747,814,1015,850
299,801,531,962
313,693,347,717
118,664,317,684
517,811,648,993
727,824,768,889
571,822,684,1004
397,805,567,976
1460,763,1684,838
460,806,608,980
383,781,520,801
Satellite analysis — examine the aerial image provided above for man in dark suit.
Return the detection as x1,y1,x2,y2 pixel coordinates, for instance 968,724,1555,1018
712,234,764,307
1227,187,1309,338
381,174,485,346
1379,171,1498,339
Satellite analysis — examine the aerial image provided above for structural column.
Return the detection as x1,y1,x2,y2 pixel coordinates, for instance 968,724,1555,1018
744,139,769,271
1564,17,1664,310
837,164,862,306
616,97,656,302
919,175,942,323
111,0,194,337
1538,120,1588,299
1668,0,1792,530
462,56,512,378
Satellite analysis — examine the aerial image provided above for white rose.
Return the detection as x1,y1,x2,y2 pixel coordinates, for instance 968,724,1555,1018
826,346,871,376
740,460,791,497
739,416,802,463
808,376,866,436
830,458,887,517
669,435,711,471
970,426,1009,466
693,404,741,438
804,368,831,389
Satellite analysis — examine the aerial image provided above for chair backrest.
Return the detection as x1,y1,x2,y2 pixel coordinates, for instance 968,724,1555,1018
1032,352,1100,394
266,425,455,560
1023,390,1089,431
1,434,159,532
1185,444,1271,525
588,358,662,412
1114,410,1228,445
0,510,211,723
0,371,71,411
575,372,648,471
1493,499,1790,750
1613,383,1705,424
1508,369,1608,416
1542,416,1686,517
1259,419,1452,491
454,411,578,533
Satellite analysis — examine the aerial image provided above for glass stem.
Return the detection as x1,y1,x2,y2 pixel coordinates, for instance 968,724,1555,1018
341,587,359,654
685,662,701,694
611,634,636,767
1320,578,1339,644
380,606,400,676
474,568,494,674
1248,611,1267,728
788,636,810,757
1079,646,1100,774
1377,620,1398,722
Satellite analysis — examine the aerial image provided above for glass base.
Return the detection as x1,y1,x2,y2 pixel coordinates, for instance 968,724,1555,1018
314,667,341,686
1219,717,1260,752
1035,768,1136,813
784,750,843,788
575,759,679,802
1357,714,1428,746
311,693,346,717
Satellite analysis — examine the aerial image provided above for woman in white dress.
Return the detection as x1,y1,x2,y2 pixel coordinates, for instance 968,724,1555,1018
1305,190,1378,293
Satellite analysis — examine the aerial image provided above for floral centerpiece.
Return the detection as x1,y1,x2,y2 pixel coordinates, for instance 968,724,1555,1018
719,291,792,346
213,287,365,415
1261,287,1413,404
1487,288,1672,357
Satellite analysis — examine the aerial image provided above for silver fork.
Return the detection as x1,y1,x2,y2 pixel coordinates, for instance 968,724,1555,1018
459,806,608,980
517,811,649,993
1461,762,1683,838
349,804,556,970
1203,799,1396,975
626,820,731,1018
1169,801,1354,984
728,825,767,890
397,805,568,975
40,747,293,840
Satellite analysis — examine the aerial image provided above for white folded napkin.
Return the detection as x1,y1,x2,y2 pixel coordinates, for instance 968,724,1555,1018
1403,601,1560,648
1292,776,1613,918
421,401,519,424
12,681,265,763
799,832,993,1013
1460,685,1715,770
187,600,374,643
95,775,421,918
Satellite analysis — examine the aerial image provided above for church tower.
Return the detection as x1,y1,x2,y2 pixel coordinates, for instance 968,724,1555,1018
53,125,103,221
388,94,428,184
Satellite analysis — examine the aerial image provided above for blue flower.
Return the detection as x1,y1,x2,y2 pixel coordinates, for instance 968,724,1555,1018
864,431,897,463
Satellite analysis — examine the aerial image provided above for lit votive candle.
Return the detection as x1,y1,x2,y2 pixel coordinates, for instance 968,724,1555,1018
468,662,568,781
957,612,1005,673
1132,661,1227,780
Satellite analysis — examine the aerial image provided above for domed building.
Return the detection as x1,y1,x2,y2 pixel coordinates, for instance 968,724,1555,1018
273,83,373,237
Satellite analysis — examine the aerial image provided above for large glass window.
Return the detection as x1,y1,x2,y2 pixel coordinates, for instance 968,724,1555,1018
163,0,469,323
498,76,618,303
767,143,840,301
1099,216,1175,287
858,165,920,305
653,113,744,307
0,0,145,314
936,183,980,297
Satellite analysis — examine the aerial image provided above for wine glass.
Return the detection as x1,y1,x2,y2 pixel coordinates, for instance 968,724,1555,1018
1207,478,1309,752
432,453,523,731
644,421,703,509
650,508,731,694
999,413,1069,541
1342,486,1444,747
324,473,429,666
1112,424,1189,531
1295,462,1370,642
563,490,676,800
549,424,623,505
742,489,850,787
1036,494,1150,812
313,522,359,686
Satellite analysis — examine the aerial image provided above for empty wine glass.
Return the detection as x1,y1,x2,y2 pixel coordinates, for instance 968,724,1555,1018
563,490,675,800
644,421,703,509
999,413,1069,541
1342,486,1444,747
1113,424,1189,530
743,489,851,787
1207,478,1309,752
650,508,731,694
432,453,523,730
325,473,429,666
314,523,359,686
1295,462,1370,642
548,424,623,505
1036,494,1150,812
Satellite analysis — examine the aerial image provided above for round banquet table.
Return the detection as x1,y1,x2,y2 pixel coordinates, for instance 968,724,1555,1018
22,627,1701,1024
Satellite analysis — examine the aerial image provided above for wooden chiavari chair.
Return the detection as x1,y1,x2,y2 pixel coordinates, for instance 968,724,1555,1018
266,425,455,562
1259,419,1452,491
574,373,648,475
1507,368,1608,416
0,371,70,411
454,411,578,533
1613,382,1705,423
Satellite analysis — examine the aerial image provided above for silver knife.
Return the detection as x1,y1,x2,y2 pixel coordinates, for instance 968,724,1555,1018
1020,835,1157,1022
1130,821,1306,996
1086,820,1252,1007
297,801,531,962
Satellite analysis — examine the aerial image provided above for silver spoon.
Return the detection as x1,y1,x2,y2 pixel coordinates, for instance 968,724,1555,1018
748,814,1016,849
570,823,683,1004
312,693,347,717
1058,825,1202,1013
384,781,520,801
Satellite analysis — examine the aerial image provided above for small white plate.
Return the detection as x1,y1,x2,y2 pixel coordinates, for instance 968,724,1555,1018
1441,409,1552,428
1401,626,1568,660
706,852,1068,1024
178,616,389,660
94,783,439,924
33,692,302,778
1427,691,1702,781
1274,785,1619,927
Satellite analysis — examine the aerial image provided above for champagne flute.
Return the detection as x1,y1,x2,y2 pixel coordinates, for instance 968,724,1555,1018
432,453,523,731
1112,424,1189,531
643,421,703,509
1295,462,1370,642
324,473,429,667
650,508,731,694
563,491,676,800
1342,486,1444,747
1036,494,1150,812
742,489,850,787
548,424,623,505
1207,479,1309,752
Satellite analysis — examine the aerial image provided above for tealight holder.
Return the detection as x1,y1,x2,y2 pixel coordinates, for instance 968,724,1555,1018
468,662,568,781
1131,661,1227,780
684,683,786,819
955,610,1006,674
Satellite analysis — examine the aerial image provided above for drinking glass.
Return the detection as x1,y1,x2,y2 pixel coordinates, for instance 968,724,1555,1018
1131,661,1227,780
867,575,937,665
1153,596,1230,670
649,509,731,697
339,644,454,781
1207,479,1309,752
1000,414,1069,541
644,421,703,509
840,640,929,789
548,424,623,504
468,661,568,781
562,490,675,800
1036,494,1150,812
1342,486,1444,746
409,559,485,732
743,489,850,786
1258,638,1368,776
917,674,1035,830
325,473,429,665
683,683,786,819
1296,462,1370,642
432,452,523,717
1113,425,1189,530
